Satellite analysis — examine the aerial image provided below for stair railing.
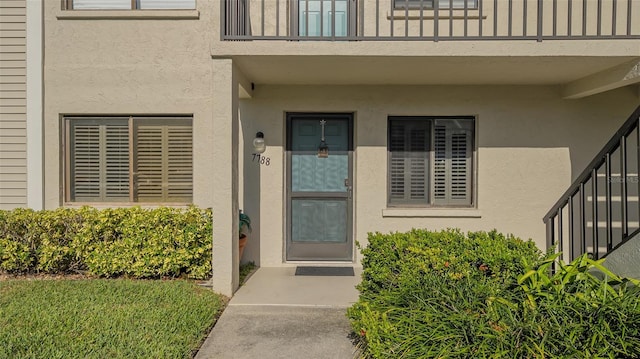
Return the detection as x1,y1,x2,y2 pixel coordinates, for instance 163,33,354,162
544,105,640,262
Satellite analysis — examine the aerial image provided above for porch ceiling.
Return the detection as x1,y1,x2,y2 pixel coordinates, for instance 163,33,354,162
233,56,639,86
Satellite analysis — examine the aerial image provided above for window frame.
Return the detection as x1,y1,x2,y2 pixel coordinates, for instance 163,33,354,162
387,116,476,209
393,0,479,10
64,0,196,10
62,115,194,205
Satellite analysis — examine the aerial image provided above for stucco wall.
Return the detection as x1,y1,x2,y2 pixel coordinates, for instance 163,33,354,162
603,234,640,279
43,0,216,209
239,85,639,266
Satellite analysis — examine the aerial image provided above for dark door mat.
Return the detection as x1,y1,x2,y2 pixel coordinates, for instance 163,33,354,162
295,266,355,276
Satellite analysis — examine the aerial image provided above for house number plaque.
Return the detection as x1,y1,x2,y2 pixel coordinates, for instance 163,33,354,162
252,153,270,166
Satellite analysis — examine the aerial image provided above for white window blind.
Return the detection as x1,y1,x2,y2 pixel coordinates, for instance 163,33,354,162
66,116,192,203
139,0,196,9
388,117,474,207
72,0,132,9
395,0,478,9
433,119,473,206
70,119,129,202
135,118,193,202
389,120,430,204
72,0,195,9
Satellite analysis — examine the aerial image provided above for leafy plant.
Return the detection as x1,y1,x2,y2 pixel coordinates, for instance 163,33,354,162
349,229,640,358
239,211,251,238
0,206,213,279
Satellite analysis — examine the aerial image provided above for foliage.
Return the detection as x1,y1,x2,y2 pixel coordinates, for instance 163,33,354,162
348,229,640,358
0,206,212,279
239,211,251,237
239,261,257,285
0,279,225,359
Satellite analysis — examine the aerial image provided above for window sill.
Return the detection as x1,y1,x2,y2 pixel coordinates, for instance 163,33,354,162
382,208,482,218
387,10,485,20
56,9,200,20
63,203,192,209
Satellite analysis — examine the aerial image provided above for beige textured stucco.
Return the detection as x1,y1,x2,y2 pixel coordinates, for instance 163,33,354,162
43,0,216,209
239,85,639,266
41,0,640,295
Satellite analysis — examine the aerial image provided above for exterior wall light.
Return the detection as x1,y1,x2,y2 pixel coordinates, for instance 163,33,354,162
317,119,329,158
253,132,266,154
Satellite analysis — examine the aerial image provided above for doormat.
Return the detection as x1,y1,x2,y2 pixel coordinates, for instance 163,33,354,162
295,266,355,276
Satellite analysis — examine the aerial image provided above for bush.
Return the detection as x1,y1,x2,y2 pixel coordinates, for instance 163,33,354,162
348,229,640,358
0,206,212,279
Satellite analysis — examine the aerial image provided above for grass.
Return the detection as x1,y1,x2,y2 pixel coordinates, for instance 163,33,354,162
239,261,257,285
0,278,226,359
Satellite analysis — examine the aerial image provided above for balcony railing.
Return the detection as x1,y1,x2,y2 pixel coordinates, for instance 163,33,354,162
544,105,640,263
222,0,640,41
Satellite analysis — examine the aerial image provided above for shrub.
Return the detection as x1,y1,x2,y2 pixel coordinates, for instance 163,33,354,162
348,229,640,358
0,206,212,279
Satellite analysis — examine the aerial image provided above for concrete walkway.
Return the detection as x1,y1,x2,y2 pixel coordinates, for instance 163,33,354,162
195,267,362,359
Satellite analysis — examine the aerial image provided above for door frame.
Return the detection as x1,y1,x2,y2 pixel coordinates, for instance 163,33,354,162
285,112,355,261
290,0,358,38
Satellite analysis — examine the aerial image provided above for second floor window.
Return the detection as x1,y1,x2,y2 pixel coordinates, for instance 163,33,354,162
69,0,196,10
394,0,479,9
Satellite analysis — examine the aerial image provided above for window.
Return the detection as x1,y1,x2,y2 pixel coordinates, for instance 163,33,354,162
388,117,474,207
394,0,479,9
64,116,193,203
68,0,196,10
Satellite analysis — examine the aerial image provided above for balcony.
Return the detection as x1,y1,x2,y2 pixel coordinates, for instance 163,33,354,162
222,0,640,41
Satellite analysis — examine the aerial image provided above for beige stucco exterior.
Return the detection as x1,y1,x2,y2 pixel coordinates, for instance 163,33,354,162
31,0,640,295
239,85,639,267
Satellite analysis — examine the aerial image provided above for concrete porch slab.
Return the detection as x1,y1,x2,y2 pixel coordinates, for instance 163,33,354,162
194,306,360,359
230,266,362,307
194,267,363,359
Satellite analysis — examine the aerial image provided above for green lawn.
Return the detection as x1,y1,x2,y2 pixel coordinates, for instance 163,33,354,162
0,279,226,359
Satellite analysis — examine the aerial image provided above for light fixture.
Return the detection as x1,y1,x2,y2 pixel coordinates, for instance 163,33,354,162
317,120,329,158
253,132,266,154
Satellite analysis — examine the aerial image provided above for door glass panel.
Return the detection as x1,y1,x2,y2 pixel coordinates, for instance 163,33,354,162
291,119,348,192
292,199,347,243
299,0,349,37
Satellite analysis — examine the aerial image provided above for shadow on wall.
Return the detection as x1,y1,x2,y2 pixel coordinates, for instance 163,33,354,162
241,113,262,266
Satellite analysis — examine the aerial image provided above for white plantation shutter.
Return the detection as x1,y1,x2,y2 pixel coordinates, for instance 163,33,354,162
71,124,101,200
134,118,192,203
398,0,478,9
72,0,132,9
70,119,129,202
139,0,196,9
433,119,473,206
104,125,130,199
66,116,192,203
166,124,193,200
388,119,430,205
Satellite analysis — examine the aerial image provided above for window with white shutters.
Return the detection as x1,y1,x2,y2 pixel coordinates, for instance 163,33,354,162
394,0,478,9
65,116,193,204
68,0,196,10
388,117,474,207
389,120,430,204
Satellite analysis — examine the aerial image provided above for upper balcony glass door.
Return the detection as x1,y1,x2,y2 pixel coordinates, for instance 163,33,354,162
294,0,355,37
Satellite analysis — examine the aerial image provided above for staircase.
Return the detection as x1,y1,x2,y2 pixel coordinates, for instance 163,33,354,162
544,105,640,277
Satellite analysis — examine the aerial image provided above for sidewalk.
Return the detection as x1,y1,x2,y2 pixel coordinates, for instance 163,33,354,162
195,267,362,359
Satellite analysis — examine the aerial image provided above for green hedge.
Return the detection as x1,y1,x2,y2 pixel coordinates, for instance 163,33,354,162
0,206,212,279
348,229,640,358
